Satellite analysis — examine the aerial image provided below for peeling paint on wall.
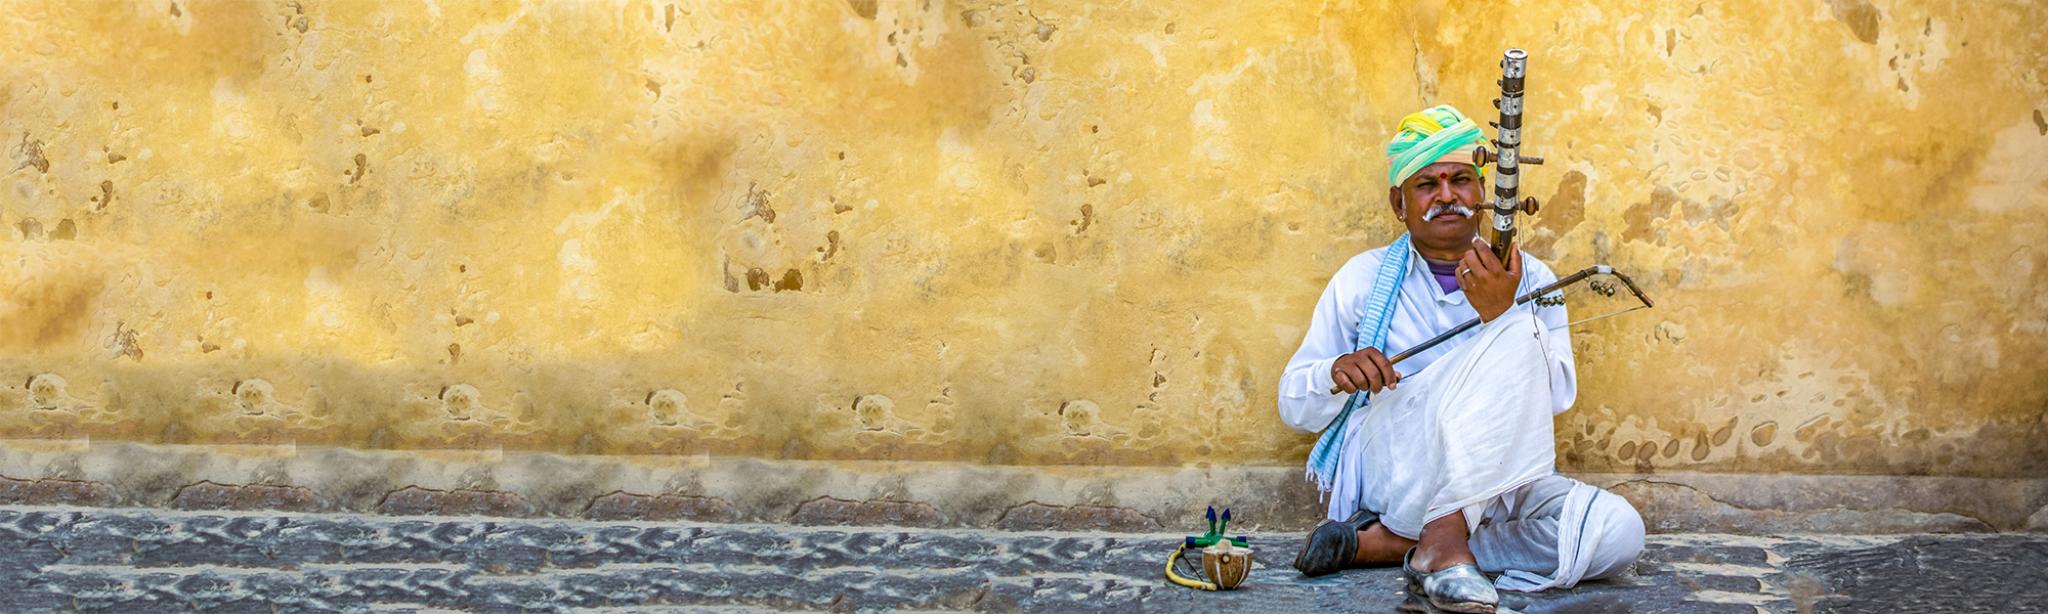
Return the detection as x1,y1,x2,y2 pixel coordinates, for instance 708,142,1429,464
0,0,2044,479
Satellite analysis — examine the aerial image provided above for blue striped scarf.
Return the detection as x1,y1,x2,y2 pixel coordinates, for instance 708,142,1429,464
1306,232,1411,493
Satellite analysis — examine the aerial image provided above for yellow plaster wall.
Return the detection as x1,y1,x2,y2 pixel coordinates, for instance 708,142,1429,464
2,0,2044,478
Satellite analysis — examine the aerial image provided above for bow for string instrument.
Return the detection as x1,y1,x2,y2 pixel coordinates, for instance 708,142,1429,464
1329,48,1657,395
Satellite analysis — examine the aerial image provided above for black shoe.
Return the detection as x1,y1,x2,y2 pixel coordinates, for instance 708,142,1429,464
1292,508,1379,577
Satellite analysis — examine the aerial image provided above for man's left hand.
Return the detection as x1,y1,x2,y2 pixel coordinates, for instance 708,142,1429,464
1460,237,1522,322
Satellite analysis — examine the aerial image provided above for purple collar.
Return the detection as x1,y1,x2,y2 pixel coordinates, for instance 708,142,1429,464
1424,258,1461,294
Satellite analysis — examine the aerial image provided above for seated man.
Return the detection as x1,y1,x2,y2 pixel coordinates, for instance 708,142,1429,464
1278,105,1645,612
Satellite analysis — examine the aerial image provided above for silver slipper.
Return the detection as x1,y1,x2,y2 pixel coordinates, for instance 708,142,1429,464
1401,549,1498,613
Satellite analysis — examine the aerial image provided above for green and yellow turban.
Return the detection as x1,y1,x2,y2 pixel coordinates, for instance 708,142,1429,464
1384,105,1488,186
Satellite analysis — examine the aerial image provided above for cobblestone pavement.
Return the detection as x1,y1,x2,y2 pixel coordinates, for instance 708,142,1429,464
1,506,2041,612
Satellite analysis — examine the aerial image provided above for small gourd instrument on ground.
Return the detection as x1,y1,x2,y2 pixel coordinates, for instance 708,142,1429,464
1165,506,1254,591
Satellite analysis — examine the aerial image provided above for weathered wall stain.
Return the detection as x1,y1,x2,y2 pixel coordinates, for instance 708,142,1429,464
1829,0,1883,45
0,1,2044,480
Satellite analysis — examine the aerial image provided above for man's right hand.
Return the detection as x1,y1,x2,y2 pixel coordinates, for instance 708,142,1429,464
1331,347,1400,394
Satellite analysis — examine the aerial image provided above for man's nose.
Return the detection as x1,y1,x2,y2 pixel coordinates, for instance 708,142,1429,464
1427,181,1458,204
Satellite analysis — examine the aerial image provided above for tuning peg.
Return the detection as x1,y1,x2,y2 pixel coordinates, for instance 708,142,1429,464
1520,197,1541,215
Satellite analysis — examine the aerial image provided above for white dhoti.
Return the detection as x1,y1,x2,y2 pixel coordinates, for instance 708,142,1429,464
1324,309,1644,590
1470,473,1644,590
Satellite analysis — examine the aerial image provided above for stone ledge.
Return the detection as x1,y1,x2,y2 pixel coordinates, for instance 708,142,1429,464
994,502,1163,532
585,491,738,522
0,440,2038,533
170,481,323,512
789,496,947,527
378,486,532,517
1577,472,2048,533
0,476,114,507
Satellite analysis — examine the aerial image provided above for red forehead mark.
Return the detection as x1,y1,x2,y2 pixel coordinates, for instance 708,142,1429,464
1436,171,1451,180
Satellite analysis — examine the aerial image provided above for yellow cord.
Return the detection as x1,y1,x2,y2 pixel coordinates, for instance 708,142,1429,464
1164,545,1219,591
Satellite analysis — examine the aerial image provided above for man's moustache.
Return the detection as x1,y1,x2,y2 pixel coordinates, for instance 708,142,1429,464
1421,203,1476,221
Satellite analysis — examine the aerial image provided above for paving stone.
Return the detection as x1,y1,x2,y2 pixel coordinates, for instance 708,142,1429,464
0,507,2038,612
1776,535,2048,613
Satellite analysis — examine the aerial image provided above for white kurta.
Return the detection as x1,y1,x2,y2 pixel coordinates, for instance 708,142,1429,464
1277,245,1642,590
1277,245,1577,429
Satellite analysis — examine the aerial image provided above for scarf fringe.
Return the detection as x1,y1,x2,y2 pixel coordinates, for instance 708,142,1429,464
1304,233,1411,493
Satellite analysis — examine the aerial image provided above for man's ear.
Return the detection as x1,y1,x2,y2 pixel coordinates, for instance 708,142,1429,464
1388,187,1405,220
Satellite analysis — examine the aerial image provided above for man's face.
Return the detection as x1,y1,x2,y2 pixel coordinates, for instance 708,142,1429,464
1391,161,1486,244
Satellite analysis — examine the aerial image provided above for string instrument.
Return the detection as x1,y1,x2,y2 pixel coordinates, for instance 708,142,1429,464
1327,49,1657,396
1165,506,1254,591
